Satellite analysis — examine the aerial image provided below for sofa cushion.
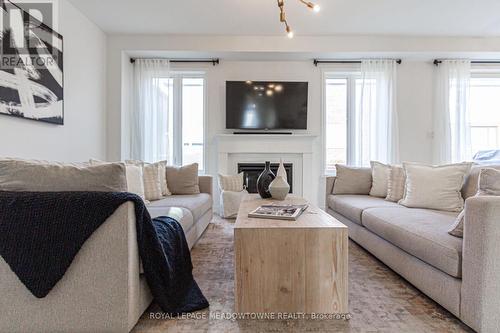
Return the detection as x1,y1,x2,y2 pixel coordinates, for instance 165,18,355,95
461,165,500,199
141,207,194,274
399,162,472,212
0,159,127,192
362,207,463,278
127,160,171,197
218,173,244,192
369,161,390,198
449,167,500,238
327,195,400,225
385,165,405,202
89,159,146,200
146,206,194,232
332,165,372,195
166,164,200,195
147,193,211,221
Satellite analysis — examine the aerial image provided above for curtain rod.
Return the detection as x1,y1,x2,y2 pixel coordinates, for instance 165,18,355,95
313,59,402,66
130,58,220,66
433,60,500,66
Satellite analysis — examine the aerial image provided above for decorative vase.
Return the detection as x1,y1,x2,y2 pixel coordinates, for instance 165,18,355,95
276,158,287,180
269,176,290,201
256,161,275,199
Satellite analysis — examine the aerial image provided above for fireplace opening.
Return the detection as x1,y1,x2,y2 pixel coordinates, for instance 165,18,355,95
237,163,293,194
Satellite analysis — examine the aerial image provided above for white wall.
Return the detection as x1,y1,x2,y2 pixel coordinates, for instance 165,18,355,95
107,34,500,204
0,0,107,162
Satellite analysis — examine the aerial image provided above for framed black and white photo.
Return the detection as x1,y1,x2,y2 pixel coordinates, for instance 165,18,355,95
0,0,64,125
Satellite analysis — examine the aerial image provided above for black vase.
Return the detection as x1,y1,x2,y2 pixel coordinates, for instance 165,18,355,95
256,161,276,199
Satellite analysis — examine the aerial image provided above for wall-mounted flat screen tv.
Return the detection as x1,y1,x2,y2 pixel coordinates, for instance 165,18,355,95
226,81,308,130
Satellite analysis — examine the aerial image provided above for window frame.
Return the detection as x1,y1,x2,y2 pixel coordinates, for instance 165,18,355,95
158,70,207,173
469,65,500,158
321,67,361,175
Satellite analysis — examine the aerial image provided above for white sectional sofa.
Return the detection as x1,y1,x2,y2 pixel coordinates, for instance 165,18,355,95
325,167,500,333
0,176,213,333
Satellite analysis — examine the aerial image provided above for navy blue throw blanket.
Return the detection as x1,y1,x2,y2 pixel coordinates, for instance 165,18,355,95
0,191,209,315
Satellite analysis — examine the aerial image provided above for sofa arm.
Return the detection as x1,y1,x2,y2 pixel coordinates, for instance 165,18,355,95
199,175,213,196
325,176,336,207
0,202,139,333
461,196,500,333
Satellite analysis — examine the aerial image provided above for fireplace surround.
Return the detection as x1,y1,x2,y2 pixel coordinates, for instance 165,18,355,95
215,134,318,205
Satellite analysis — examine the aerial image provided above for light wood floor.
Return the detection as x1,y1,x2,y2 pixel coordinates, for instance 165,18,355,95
132,216,473,333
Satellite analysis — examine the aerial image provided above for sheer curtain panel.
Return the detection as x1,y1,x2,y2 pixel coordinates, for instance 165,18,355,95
434,60,472,164
131,59,170,162
354,60,399,166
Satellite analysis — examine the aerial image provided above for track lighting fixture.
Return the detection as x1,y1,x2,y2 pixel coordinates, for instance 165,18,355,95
276,0,320,38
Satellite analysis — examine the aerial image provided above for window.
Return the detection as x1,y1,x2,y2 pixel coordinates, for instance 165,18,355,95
158,73,205,171
324,72,375,173
182,78,205,169
325,78,348,173
469,75,500,157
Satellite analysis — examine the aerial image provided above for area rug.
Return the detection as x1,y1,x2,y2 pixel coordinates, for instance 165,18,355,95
132,216,472,333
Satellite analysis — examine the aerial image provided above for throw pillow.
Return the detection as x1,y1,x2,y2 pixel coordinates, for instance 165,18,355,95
89,159,146,201
385,165,406,202
477,167,500,195
399,162,472,212
141,164,163,201
127,160,171,196
449,168,500,237
460,165,500,199
332,164,372,195
0,159,127,192
448,210,466,238
218,173,245,192
369,161,390,198
125,165,146,200
166,163,200,195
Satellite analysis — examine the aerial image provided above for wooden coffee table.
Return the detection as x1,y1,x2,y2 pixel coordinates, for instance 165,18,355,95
234,195,348,314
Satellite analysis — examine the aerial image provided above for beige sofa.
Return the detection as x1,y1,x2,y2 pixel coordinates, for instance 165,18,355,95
0,176,213,333
325,168,500,333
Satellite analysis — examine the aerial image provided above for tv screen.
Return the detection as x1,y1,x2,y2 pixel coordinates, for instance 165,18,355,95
226,81,308,130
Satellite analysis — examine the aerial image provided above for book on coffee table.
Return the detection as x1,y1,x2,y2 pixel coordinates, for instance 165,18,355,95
248,204,308,221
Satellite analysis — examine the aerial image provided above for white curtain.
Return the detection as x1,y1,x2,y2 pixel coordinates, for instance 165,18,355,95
131,59,170,162
353,60,399,166
434,60,471,164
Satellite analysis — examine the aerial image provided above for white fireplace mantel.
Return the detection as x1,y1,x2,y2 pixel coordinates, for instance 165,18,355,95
215,134,319,200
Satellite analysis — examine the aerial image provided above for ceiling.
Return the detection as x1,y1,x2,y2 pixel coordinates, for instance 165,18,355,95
67,0,500,37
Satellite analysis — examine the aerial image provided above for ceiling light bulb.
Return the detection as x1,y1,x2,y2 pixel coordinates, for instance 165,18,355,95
286,25,294,38
301,0,320,12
